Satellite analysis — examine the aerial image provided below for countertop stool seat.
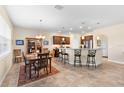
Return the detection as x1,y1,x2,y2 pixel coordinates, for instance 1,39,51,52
62,52,69,64
58,49,63,62
86,50,96,68
74,49,82,67
61,49,69,64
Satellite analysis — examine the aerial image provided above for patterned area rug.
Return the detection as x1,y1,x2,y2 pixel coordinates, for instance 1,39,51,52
18,65,59,86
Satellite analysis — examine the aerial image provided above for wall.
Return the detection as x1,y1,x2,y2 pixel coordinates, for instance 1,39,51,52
84,24,124,64
13,27,53,52
70,33,81,48
14,28,81,51
94,24,124,64
0,6,13,85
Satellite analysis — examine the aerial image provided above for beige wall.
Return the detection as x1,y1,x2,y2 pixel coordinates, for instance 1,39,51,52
83,24,124,64
13,27,81,52
94,24,124,64
13,27,52,51
0,6,13,85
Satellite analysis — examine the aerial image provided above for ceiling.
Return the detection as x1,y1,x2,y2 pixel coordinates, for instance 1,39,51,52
5,5,124,33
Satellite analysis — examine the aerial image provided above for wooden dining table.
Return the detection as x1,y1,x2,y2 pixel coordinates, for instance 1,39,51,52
26,53,52,79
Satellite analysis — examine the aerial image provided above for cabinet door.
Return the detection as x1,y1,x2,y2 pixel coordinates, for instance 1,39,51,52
84,35,93,48
65,37,70,44
80,37,84,44
53,36,61,44
53,36,70,45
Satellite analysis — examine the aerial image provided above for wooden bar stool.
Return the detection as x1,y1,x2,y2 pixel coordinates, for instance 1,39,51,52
74,49,82,66
86,49,96,68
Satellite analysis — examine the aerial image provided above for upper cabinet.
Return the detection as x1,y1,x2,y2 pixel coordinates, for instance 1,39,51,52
53,36,70,45
53,36,60,44
65,36,70,44
81,35,93,48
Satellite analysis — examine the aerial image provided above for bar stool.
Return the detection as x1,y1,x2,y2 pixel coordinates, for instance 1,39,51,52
86,49,96,68
61,49,69,64
74,49,82,66
58,49,63,62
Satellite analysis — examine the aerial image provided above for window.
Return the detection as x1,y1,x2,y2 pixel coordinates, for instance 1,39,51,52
0,16,11,55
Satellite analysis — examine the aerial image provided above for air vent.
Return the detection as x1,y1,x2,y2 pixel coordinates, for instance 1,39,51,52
81,22,85,24
54,5,64,10
97,22,100,24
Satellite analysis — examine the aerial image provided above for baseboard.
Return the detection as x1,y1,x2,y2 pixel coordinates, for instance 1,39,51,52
0,62,12,86
108,59,124,64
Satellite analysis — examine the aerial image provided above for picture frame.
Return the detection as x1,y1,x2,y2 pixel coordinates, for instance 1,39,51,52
16,40,24,45
43,40,49,45
97,40,101,46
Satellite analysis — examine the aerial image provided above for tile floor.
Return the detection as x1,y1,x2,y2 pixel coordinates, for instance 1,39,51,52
1,58,124,87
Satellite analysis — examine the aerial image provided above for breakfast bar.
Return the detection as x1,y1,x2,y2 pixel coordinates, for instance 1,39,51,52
59,48,102,66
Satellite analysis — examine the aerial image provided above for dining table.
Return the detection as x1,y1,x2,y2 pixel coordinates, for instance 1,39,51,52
26,53,52,79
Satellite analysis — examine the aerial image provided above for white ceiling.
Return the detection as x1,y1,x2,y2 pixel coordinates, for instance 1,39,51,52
5,5,124,33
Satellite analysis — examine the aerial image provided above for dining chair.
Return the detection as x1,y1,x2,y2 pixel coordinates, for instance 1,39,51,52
43,48,49,53
36,53,49,77
22,52,36,78
22,52,30,73
14,49,22,63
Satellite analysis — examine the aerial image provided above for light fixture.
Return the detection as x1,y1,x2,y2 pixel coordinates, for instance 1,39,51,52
82,36,84,39
58,30,61,32
80,26,83,29
70,28,73,30
42,35,45,39
97,36,100,40
36,35,42,39
62,37,65,41
36,35,45,39
88,26,91,29
36,50,40,53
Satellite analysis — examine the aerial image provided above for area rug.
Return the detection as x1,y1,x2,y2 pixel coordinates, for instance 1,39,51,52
18,65,59,86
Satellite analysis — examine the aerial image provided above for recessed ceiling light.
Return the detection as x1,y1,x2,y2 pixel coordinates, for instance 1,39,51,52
80,26,83,29
58,30,61,32
69,32,71,34
70,28,73,30
88,26,91,29
82,31,85,33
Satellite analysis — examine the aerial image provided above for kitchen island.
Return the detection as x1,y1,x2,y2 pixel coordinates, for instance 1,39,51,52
59,48,103,66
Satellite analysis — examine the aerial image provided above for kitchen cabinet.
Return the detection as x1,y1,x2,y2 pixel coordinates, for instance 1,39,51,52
53,36,70,45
